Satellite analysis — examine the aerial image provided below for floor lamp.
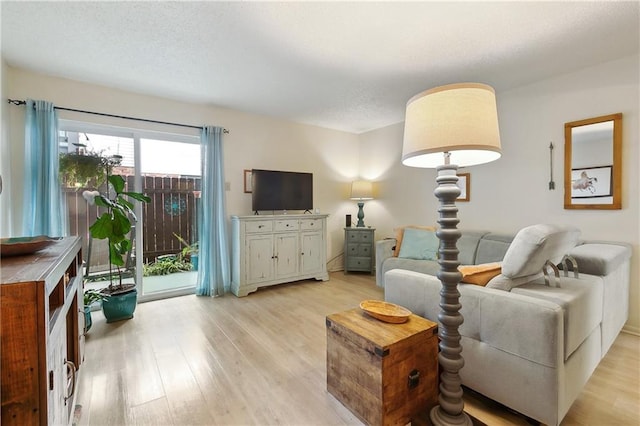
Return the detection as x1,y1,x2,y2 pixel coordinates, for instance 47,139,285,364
401,83,502,426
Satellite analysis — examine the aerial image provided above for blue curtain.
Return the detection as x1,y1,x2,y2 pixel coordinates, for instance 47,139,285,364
22,99,67,237
196,126,230,296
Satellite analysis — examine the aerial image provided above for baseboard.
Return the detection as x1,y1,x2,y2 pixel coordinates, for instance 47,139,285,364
622,325,640,336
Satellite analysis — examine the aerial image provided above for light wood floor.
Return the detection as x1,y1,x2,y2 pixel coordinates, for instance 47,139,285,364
76,272,640,426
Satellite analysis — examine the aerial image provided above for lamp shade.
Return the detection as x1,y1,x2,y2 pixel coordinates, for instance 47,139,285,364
402,82,502,168
350,180,373,200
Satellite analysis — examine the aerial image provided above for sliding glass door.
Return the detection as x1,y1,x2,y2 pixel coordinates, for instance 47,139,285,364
138,138,201,299
59,121,200,301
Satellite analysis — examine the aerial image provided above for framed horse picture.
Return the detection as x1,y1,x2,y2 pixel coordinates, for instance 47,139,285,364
571,166,612,199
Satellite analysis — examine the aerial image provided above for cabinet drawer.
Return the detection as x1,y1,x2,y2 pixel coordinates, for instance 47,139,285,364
346,231,361,242
346,257,371,270
274,219,299,231
357,245,372,256
347,244,372,257
300,219,322,231
245,220,273,233
346,230,373,243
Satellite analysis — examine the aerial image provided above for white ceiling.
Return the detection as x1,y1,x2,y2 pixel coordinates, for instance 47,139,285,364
2,1,638,134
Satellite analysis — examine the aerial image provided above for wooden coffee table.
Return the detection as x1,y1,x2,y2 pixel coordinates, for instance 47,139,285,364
326,307,438,426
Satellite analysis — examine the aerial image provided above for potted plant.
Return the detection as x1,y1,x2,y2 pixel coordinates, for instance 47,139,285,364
83,288,109,332
83,172,150,323
60,150,110,188
173,232,199,270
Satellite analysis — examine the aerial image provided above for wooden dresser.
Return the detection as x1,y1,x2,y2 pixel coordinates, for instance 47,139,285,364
1,237,84,425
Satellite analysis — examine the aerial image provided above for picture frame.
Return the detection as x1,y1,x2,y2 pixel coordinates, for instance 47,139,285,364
244,169,252,193
571,166,612,199
456,173,470,202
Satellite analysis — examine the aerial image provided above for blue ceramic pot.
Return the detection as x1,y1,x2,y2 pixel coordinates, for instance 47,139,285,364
84,305,93,332
102,287,137,323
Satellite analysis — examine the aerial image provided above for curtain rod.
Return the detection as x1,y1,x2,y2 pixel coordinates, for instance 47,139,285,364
7,99,229,134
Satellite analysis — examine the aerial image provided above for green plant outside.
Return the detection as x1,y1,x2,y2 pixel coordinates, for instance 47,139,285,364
142,233,197,277
59,151,109,187
83,288,109,306
143,255,193,276
173,232,199,258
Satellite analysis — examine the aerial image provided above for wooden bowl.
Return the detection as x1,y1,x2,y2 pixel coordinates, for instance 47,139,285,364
359,300,412,323
1,236,60,257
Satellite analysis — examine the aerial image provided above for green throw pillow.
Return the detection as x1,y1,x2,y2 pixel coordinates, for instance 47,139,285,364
398,227,439,260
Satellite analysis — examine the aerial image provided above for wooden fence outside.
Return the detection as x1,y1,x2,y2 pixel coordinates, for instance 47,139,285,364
66,174,201,273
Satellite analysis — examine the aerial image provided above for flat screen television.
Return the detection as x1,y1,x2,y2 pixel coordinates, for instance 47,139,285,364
251,169,313,213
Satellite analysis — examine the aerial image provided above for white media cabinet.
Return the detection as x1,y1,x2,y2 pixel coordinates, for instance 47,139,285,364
231,214,329,296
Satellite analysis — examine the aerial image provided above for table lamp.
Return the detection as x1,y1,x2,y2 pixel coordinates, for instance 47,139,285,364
402,83,502,426
350,180,373,227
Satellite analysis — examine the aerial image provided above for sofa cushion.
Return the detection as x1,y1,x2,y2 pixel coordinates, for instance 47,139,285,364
458,230,490,265
475,233,514,264
459,262,502,286
393,225,436,257
398,227,439,260
381,258,441,288
501,224,581,279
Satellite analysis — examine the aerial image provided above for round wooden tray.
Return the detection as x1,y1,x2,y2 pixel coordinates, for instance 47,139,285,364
359,300,412,323
0,236,60,257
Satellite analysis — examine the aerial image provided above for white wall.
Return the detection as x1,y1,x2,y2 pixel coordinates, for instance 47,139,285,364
4,56,638,332
359,54,640,333
0,58,11,236
1,66,361,264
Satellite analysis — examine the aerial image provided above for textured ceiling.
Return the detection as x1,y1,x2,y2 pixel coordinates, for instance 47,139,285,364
2,1,638,133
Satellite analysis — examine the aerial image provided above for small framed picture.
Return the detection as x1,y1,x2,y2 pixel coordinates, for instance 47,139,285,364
457,173,470,202
571,166,612,199
244,170,252,193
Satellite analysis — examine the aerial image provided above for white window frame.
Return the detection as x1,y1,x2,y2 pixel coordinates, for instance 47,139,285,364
59,119,201,302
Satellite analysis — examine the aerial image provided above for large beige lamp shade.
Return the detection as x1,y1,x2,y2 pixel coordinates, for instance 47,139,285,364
402,83,501,168
401,82,501,426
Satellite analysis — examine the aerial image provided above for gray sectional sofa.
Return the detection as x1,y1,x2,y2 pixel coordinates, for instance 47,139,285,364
376,224,631,426
376,229,514,288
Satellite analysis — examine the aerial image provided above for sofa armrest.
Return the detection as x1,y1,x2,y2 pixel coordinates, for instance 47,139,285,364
375,238,396,287
567,242,632,276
